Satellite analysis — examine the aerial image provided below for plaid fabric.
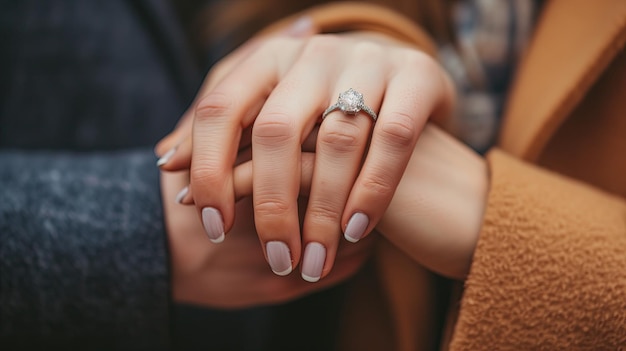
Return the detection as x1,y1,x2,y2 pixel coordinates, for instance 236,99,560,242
439,0,538,153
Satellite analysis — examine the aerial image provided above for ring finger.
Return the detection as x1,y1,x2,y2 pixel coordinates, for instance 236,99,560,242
301,45,387,282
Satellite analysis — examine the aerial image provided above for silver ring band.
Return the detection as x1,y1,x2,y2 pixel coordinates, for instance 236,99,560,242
322,88,377,122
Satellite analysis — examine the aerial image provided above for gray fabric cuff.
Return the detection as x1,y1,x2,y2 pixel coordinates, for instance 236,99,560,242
0,149,170,350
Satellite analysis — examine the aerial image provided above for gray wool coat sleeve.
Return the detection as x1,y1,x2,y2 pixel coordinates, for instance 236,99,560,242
0,149,171,350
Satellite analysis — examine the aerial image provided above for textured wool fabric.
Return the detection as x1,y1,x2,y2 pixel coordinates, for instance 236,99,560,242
0,150,170,350
0,0,198,151
450,150,626,350
449,1,626,349
254,2,438,57
0,1,194,348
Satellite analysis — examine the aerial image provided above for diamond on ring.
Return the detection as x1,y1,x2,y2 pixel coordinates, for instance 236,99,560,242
322,88,377,122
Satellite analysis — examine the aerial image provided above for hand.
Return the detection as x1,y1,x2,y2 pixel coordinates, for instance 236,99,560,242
225,123,486,280
157,28,455,281
377,124,488,279
162,169,374,307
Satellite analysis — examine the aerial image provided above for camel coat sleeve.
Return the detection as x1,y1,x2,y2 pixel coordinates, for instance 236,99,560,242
447,149,626,349
449,1,626,348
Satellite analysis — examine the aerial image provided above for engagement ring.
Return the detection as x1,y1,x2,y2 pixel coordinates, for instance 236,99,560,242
322,88,377,122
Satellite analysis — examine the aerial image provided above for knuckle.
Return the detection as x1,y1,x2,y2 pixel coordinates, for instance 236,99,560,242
195,92,235,121
190,164,226,185
401,48,434,69
379,111,419,147
254,198,292,218
401,50,443,89
308,201,343,224
302,34,341,57
263,36,297,54
351,41,383,61
319,121,362,153
253,111,297,146
361,171,395,196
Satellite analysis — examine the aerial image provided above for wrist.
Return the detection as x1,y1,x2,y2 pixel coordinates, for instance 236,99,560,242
377,124,489,279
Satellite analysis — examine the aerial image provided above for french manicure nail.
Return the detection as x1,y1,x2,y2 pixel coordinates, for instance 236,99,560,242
156,147,176,167
266,241,292,276
201,207,225,243
344,212,369,243
301,242,326,283
175,186,189,204
284,16,313,37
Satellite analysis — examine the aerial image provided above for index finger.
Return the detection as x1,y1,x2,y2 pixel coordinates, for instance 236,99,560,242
190,50,279,242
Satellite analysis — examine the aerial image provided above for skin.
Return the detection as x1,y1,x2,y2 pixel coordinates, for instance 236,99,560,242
162,168,375,308
157,21,482,285
162,122,487,307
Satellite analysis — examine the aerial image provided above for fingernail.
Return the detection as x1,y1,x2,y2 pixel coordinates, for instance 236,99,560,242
344,212,369,243
175,186,189,204
301,242,326,283
201,207,225,243
156,147,176,167
266,241,292,276
284,16,313,37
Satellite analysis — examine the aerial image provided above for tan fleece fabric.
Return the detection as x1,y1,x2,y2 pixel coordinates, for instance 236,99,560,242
498,0,626,161
538,47,626,197
449,150,626,350
256,2,437,56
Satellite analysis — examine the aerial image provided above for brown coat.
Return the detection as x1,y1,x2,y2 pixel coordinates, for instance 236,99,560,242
450,1,626,349
266,1,626,349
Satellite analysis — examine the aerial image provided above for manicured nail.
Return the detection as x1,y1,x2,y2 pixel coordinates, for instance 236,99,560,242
344,212,369,243
301,242,326,283
284,16,313,36
201,207,225,243
175,186,189,204
156,147,176,167
266,241,292,276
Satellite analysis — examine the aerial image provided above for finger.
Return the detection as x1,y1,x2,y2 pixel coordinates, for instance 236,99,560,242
301,125,319,152
191,39,302,244
302,44,387,282
157,119,258,173
155,17,317,156
233,152,315,201
155,109,194,157
342,52,451,243
156,52,265,159
176,182,193,205
159,103,262,174
209,16,316,89
157,136,192,171
180,150,316,209
252,38,336,275
171,139,307,207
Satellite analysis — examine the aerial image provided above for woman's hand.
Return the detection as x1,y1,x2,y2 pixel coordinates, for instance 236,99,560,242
228,123,487,281
157,28,455,281
377,124,488,279
162,169,374,307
